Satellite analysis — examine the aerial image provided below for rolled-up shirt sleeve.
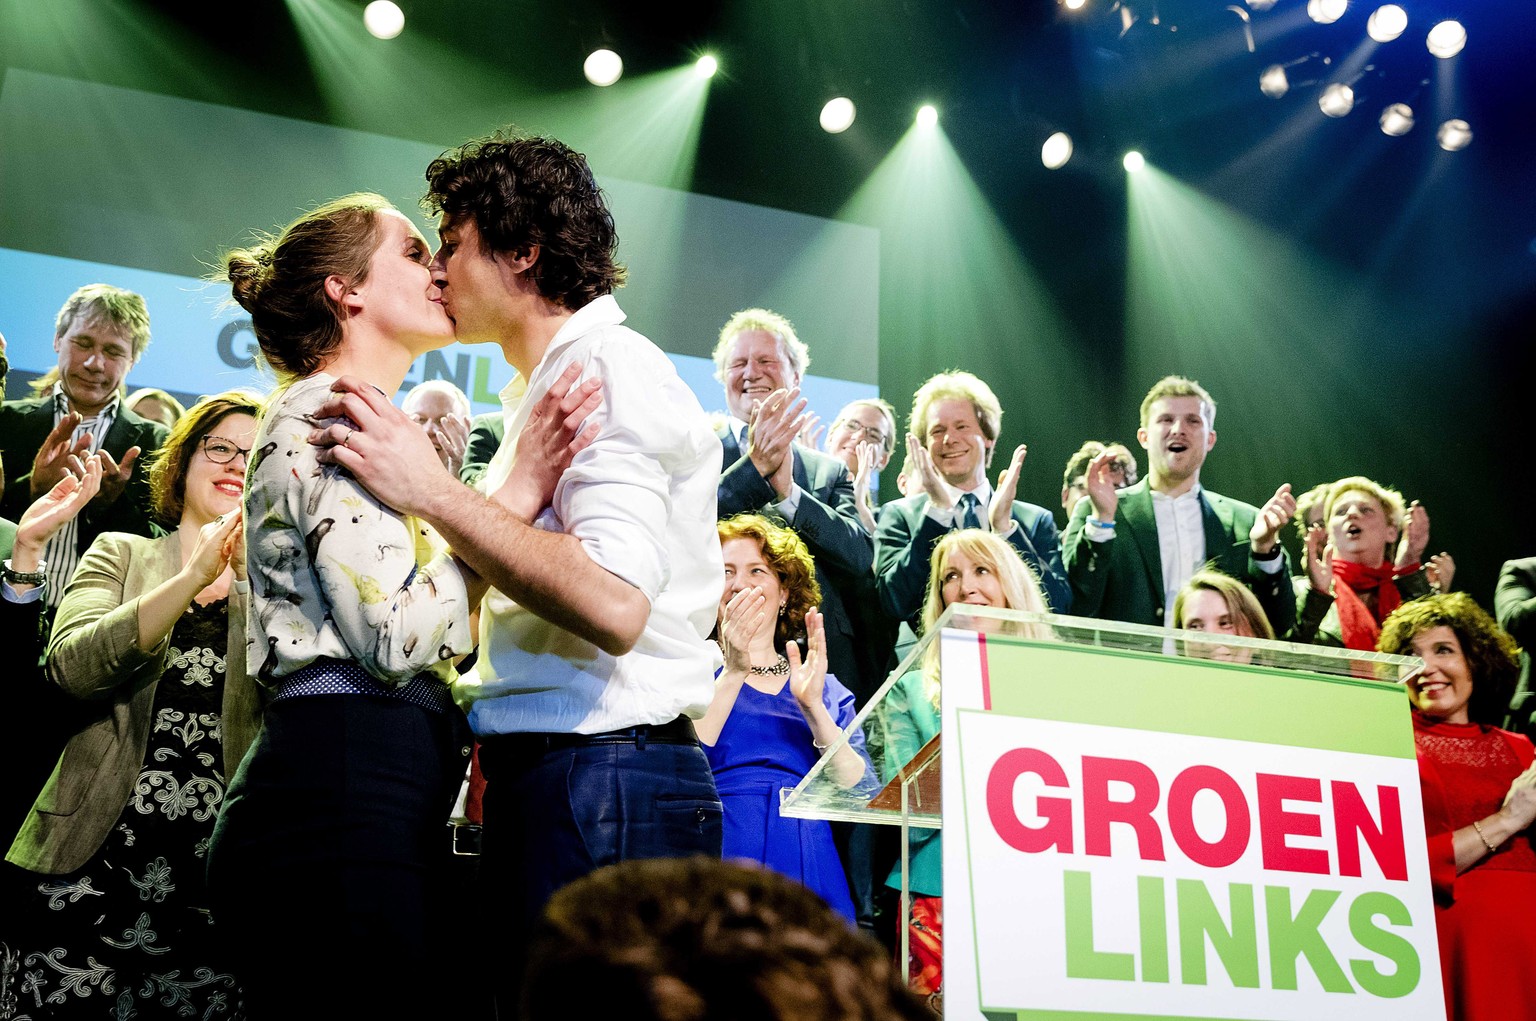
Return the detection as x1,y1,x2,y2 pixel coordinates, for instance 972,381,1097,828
550,344,691,606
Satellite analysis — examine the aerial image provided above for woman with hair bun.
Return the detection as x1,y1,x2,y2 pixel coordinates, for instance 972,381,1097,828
205,193,594,1021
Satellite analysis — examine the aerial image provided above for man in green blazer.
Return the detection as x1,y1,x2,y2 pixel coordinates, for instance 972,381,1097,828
1063,375,1297,634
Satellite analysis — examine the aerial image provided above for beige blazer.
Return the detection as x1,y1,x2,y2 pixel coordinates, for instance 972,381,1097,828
6,532,262,875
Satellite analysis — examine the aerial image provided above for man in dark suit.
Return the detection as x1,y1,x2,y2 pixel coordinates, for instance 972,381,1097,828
1497,556,1536,741
712,309,874,700
874,370,1071,625
0,284,165,607
1063,375,1297,632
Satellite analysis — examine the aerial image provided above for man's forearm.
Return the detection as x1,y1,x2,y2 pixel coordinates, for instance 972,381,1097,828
420,481,649,656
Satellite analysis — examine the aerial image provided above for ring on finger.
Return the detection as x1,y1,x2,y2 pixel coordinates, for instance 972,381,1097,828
342,428,354,449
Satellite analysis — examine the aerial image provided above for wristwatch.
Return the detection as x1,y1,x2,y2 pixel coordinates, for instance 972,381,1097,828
2,559,47,586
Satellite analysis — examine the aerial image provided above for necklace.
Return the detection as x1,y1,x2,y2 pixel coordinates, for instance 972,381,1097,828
748,655,790,676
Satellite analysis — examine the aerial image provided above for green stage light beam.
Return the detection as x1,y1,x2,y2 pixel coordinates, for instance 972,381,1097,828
530,64,713,193
837,120,1095,494
1,0,242,104
1125,161,1423,482
283,0,542,145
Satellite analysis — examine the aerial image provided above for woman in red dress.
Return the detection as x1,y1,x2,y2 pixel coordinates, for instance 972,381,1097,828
1380,592,1536,1020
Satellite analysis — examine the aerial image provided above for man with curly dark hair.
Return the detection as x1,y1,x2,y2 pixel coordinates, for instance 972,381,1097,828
312,131,726,1015
523,856,932,1021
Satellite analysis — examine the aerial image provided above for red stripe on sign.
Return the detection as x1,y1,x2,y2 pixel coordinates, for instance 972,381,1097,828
978,631,991,710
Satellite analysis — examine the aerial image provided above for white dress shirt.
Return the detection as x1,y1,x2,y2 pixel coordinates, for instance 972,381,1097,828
1151,485,1207,616
458,295,725,734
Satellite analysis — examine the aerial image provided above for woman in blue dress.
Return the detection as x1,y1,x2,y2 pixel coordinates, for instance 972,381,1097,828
697,513,869,922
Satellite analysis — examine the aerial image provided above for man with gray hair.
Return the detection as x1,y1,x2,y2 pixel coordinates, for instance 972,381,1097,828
402,378,473,479
0,284,165,606
711,307,874,699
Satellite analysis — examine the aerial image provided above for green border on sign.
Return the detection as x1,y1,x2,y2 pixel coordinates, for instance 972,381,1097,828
953,638,1425,1021
978,637,1414,759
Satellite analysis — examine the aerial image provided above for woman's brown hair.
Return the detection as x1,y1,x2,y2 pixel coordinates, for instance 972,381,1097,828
147,389,265,525
223,192,392,381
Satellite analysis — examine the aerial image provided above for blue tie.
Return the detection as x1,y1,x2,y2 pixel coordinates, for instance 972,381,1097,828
959,492,982,530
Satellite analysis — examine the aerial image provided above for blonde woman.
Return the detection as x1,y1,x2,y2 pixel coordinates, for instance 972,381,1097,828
879,528,1049,1005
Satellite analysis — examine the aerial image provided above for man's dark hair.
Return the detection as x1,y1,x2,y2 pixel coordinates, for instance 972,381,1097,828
523,856,931,1021
423,131,627,311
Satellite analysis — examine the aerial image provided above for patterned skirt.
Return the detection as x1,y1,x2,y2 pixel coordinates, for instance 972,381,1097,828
0,598,242,1020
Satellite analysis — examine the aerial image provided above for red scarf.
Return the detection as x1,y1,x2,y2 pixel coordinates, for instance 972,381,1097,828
1331,559,1411,651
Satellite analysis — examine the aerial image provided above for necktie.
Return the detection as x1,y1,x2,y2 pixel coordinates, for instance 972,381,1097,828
959,492,982,530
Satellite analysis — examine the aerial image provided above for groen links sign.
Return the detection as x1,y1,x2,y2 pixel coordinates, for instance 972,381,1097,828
939,630,1442,1021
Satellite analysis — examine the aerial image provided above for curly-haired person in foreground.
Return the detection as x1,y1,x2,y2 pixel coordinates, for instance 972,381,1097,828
523,856,932,1021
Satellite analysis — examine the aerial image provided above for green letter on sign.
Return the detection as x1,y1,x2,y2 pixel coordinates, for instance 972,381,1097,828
1064,871,1135,981
1265,886,1352,993
1348,892,1421,998
1177,879,1260,988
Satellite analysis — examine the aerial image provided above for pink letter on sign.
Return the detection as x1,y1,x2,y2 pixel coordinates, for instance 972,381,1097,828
988,748,1074,854
1082,756,1165,861
1257,773,1330,875
1168,765,1251,868
1332,781,1407,882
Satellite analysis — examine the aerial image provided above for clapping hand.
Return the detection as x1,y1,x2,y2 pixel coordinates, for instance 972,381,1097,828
1083,449,1122,523
989,443,1027,533
13,454,104,573
29,412,92,499
747,387,809,500
904,432,950,509
1426,552,1455,593
1248,483,1295,555
428,412,472,478
1304,525,1333,595
787,606,827,710
1397,501,1430,568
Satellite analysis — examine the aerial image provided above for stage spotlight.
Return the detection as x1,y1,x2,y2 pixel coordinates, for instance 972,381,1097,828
1246,0,1278,9
1123,151,1145,173
1437,119,1473,151
1426,20,1466,58
1307,0,1346,25
1259,64,1289,98
696,55,719,78
583,49,623,87
819,97,856,133
916,104,938,128
1064,0,1087,9
363,0,404,39
1379,103,1414,135
1041,132,1073,169
1367,5,1408,42
1318,83,1354,117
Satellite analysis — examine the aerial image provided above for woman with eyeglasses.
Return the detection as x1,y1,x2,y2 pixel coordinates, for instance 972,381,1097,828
3,389,264,1019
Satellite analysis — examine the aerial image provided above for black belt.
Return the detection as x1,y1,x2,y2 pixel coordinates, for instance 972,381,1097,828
478,715,699,755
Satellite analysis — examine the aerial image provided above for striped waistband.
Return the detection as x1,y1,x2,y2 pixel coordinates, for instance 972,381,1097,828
269,658,454,715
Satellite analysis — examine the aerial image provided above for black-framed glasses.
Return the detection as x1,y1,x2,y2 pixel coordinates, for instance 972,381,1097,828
200,435,252,465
